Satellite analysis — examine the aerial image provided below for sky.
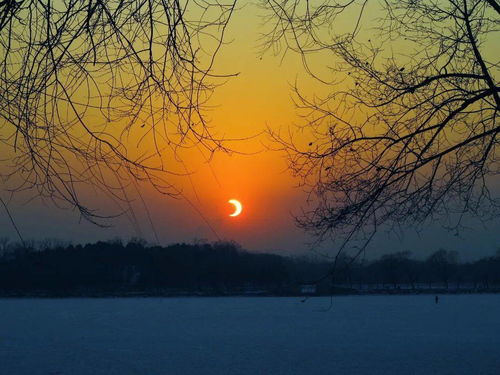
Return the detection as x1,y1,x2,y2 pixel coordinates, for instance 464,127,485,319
0,1,498,261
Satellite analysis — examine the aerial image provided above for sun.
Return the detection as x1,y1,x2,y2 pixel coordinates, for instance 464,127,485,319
228,199,243,217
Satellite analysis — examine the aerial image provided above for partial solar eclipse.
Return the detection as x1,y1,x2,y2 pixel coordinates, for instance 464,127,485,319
228,199,243,217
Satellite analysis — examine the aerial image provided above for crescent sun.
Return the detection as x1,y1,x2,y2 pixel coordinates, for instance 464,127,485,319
228,199,243,217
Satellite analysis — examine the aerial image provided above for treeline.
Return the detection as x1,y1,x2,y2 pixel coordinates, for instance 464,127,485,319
332,249,500,291
0,238,499,296
0,239,328,295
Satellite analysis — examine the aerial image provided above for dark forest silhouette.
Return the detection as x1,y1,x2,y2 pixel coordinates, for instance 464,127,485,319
0,238,499,296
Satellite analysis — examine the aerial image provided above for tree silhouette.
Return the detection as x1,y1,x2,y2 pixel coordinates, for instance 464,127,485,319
426,249,459,289
0,0,236,224
1,239,499,295
263,0,499,253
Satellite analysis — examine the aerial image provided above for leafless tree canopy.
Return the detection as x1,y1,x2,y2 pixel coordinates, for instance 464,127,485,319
263,0,499,252
0,0,235,224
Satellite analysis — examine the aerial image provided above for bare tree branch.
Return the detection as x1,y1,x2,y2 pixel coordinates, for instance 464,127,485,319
0,0,237,224
262,0,499,254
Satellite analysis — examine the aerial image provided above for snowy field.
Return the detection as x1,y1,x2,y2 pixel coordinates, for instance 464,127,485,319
1,295,499,375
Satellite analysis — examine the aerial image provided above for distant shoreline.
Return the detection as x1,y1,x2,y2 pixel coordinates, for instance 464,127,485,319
1,288,499,298
2,241,499,299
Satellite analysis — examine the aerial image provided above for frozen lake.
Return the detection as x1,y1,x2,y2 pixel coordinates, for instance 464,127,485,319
1,295,499,375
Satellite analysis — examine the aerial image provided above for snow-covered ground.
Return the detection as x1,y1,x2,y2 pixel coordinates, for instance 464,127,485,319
1,295,499,375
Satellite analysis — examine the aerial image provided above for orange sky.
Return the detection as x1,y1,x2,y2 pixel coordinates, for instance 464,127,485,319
0,3,316,253
0,2,498,259
133,5,317,249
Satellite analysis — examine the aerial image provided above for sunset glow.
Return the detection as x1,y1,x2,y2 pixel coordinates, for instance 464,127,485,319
228,199,243,217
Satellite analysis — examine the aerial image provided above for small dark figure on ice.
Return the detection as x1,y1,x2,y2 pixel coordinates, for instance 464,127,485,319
435,295,439,304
